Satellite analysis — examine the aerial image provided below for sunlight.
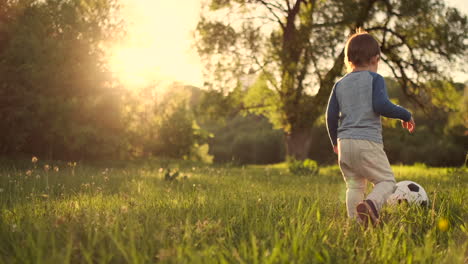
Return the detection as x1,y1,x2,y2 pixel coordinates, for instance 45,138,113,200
106,0,204,89
108,44,161,87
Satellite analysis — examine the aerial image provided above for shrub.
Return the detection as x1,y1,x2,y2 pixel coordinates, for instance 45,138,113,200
288,158,319,176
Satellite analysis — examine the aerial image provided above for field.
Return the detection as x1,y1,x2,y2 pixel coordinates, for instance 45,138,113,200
0,159,466,263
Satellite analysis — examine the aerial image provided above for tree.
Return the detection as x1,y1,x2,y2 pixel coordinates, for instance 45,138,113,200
195,0,467,160
0,0,123,159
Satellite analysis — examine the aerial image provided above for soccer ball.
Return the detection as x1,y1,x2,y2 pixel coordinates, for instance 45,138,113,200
387,180,429,206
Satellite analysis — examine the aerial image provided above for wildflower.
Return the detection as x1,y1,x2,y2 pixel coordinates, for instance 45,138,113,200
44,165,50,172
26,170,32,176
32,156,38,163
120,205,128,214
438,218,449,231
54,166,59,172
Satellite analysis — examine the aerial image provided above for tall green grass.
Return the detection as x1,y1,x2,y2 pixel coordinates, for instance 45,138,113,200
0,159,466,263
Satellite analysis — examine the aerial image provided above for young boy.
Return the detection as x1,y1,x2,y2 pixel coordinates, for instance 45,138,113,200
325,29,415,226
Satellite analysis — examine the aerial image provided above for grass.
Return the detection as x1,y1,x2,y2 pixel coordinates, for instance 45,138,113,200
0,159,466,263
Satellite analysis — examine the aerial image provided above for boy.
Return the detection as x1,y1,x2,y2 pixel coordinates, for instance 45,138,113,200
325,29,415,226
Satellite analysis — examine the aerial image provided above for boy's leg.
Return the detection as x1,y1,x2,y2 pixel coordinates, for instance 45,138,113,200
339,139,367,219
359,141,396,212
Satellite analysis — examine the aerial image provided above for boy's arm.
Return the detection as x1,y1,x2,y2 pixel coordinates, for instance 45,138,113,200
372,75,412,121
326,84,339,149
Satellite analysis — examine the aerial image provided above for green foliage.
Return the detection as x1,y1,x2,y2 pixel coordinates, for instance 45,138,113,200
0,161,466,262
122,84,212,161
206,114,285,165
194,86,242,125
381,79,467,167
0,0,122,159
190,143,214,164
288,157,319,176
243,73,283,130
155,104,197,158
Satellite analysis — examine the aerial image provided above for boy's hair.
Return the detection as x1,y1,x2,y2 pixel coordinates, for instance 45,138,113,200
344,28,380,72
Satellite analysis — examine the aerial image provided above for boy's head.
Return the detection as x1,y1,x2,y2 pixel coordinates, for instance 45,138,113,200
345,29,381,72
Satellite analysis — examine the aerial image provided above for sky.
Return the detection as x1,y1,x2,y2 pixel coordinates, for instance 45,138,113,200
108,0,467,88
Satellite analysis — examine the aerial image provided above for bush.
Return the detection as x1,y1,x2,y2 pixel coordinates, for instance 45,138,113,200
288,158,319,176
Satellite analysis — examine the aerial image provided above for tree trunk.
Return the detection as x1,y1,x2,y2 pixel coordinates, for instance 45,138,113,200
285,127,312,160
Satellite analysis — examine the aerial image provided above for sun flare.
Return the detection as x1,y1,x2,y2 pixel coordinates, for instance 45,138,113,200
106,0,204,89
108,44,161,87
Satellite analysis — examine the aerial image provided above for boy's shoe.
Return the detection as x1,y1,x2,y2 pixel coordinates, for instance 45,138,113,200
356,200,379,227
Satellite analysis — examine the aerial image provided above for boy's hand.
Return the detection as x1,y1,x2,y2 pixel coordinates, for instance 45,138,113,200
333,145,338,154
401,117,415,133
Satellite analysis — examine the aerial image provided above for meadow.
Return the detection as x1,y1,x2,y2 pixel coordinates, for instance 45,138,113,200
0,158,466,263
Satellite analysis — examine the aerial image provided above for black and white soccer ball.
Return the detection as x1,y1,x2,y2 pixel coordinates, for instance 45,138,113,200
387,180,429,206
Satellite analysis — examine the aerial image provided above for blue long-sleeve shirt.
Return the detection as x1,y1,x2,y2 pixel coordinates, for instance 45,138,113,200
325,71,411,147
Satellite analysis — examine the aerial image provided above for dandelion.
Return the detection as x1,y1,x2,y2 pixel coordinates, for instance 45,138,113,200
44,165,50,172
438,218,449,231
26,170,32,176
32,156,38,163
54,166,59,172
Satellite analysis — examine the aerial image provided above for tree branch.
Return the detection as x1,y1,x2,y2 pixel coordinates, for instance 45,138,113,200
251,55,282,93
381,55,427,110
314,49,345,108
257,0,286,30
380,0,403,17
